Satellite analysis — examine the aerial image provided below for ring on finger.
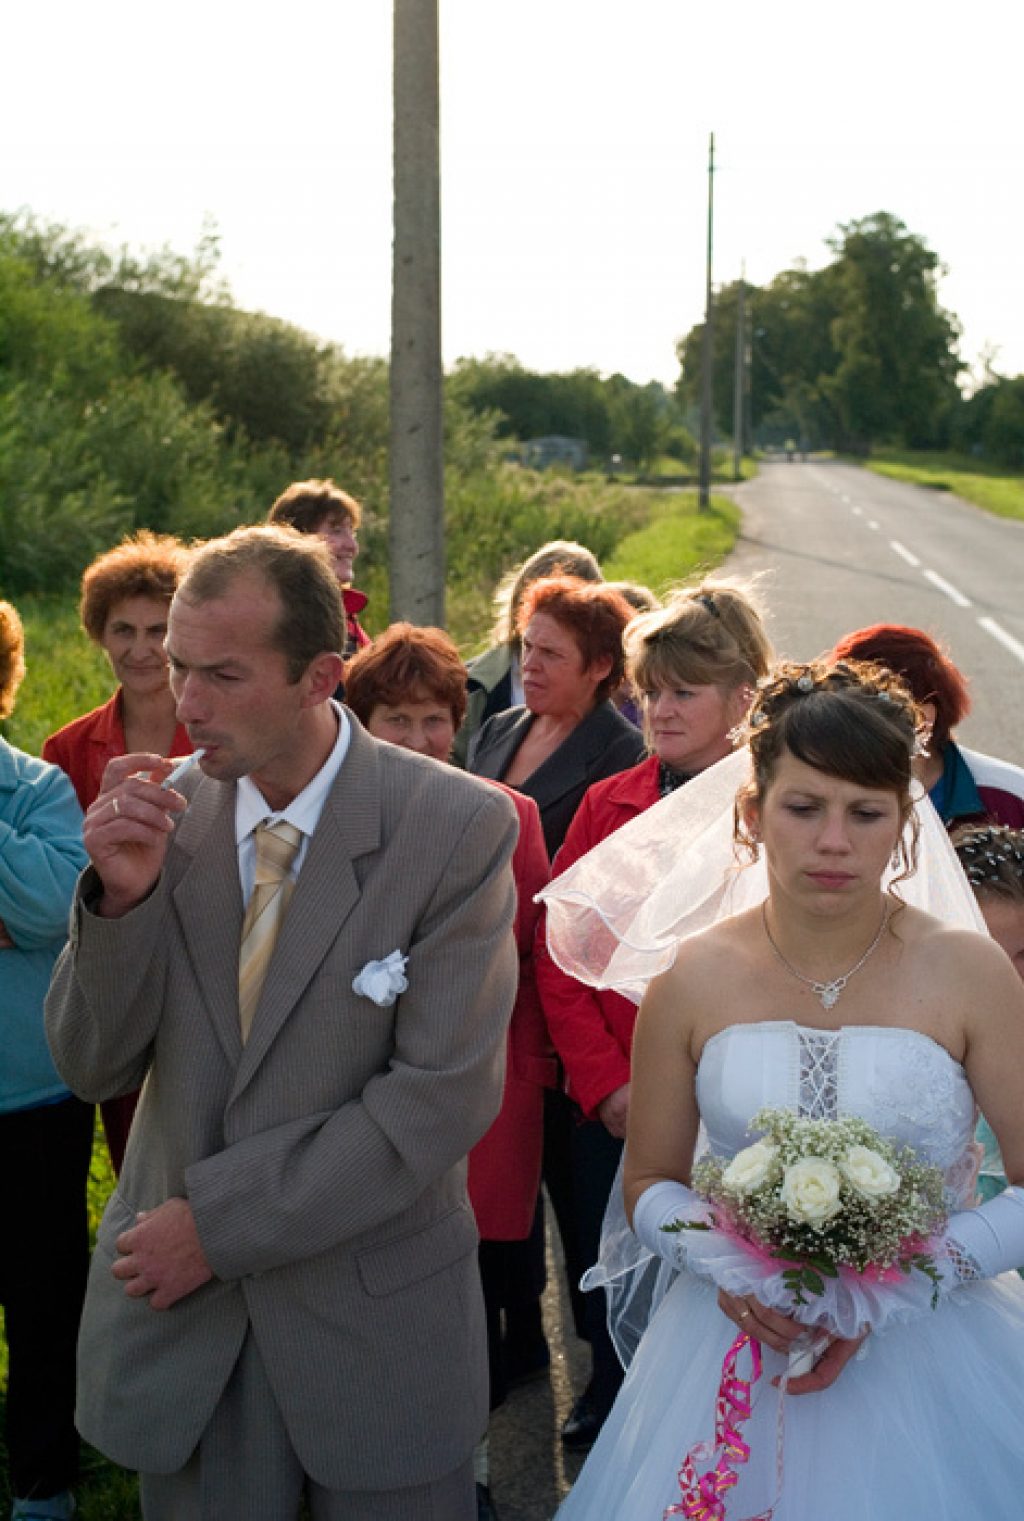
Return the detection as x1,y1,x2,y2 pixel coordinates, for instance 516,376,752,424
738,1306,752,1321
112,796,120,817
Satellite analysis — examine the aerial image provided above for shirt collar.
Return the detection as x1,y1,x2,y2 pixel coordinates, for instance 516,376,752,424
235,702,350,845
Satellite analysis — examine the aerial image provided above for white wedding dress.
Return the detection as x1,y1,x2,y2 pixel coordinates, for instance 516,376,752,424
556,1021,1024,1521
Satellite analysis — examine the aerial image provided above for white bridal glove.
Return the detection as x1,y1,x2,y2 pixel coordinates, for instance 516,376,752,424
944,1186,1024,1281
632,1179,704,1269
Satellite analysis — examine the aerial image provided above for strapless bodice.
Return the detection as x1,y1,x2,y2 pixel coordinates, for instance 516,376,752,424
696,1022,979,1208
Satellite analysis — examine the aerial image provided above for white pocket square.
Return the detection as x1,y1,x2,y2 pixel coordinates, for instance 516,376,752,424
352,950,409,1007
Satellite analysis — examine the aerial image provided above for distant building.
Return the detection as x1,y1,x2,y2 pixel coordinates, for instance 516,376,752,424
520,435,589,471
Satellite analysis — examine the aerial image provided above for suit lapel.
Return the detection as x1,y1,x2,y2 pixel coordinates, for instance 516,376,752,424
171,780,246,1067
228,721,383,1101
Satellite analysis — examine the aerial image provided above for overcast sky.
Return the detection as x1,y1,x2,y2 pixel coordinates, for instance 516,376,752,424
5,1,1022,388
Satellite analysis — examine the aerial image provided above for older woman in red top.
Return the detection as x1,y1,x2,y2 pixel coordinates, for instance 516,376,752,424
345,624,552,1520
43,531,192,1173
535,579,773,1448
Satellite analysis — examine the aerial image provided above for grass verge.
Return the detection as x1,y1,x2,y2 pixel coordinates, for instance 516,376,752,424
861,449,1024,522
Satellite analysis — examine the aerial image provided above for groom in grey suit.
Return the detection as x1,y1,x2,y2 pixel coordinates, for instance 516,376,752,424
46,526,519,1520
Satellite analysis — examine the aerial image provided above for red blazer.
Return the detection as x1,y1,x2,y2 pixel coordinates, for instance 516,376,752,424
535,755,661,1118
467,784,555,1240
42,690,194,814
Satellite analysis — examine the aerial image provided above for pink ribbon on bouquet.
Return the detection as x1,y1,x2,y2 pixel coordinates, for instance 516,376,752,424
664,1331,776,1521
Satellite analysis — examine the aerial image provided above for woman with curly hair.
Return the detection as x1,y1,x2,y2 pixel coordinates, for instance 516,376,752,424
43,530,192,1169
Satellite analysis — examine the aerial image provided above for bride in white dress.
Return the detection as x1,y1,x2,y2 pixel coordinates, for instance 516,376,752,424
545,660,1024,1520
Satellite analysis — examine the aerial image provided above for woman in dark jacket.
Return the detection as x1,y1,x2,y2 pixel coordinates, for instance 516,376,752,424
469,575,644,856
469,575,644,1437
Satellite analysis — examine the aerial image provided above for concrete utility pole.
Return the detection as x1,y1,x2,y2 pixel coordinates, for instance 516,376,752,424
697,132,715,511
732,264,746,482
390,0,445,624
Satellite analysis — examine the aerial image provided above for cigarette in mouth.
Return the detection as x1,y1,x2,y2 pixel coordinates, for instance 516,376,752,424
160,749,206,789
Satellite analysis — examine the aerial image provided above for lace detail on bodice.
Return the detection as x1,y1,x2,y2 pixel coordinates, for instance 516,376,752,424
696,1023,980,1209
796,1029,841,1119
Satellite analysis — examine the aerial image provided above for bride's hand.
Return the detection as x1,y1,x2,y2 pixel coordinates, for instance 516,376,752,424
717,1290,804,1354
776,1331,869,1396
718,1289,869,1394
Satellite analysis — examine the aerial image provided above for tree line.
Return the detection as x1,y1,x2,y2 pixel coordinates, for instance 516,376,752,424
674,210,1024,464
0,213,661,623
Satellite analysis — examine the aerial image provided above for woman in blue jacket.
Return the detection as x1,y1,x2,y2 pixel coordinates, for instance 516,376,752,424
0,601,89,1521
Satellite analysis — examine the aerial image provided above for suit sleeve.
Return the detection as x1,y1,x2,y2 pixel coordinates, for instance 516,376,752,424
185,786,520,1279
534,789,636,1117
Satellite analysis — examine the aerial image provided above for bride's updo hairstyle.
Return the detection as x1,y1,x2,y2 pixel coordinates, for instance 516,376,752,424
625,578,773,699
734,659,924,879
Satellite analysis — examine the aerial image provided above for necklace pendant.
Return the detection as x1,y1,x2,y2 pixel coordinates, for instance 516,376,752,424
818,981,843,1010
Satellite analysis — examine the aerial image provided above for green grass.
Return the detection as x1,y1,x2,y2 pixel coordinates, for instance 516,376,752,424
602,491,741,594
860,449,1024,522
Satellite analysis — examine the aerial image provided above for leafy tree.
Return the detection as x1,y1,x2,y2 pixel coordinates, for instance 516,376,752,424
676,213,963,453
822,213,961,450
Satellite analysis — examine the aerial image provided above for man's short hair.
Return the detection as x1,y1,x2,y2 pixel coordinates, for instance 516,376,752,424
178,525,344,683
268,479,362,535
80,531,191,643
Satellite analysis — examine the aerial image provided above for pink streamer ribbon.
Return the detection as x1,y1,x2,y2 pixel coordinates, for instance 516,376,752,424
664,1331,775,1521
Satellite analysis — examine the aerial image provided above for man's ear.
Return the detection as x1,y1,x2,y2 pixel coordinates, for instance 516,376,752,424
301,650,345,707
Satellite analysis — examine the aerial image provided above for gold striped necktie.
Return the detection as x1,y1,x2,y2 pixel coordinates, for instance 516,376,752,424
238,820,303,1042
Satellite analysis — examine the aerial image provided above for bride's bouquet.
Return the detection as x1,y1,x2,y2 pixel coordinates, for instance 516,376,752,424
659,1113,949,1519
666,1108,948,1345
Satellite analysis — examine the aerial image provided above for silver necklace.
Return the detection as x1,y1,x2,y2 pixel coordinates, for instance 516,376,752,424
762,902,890,1010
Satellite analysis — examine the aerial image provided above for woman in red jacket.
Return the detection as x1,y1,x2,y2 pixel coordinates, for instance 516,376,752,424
43,530,192,1173
535,579,773,1450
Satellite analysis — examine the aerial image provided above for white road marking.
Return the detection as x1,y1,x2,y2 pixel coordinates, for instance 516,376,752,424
851,505,863,517
923,569,972,608
890,540,921,567
868,520,880,530
978,616,1024,666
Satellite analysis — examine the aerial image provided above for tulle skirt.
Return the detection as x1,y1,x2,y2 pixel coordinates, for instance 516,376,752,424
556,1269,1024,1520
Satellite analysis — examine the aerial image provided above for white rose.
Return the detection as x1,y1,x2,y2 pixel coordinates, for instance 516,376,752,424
840,1145,901,1203
722,1140,777,1194
780,1157,843,1227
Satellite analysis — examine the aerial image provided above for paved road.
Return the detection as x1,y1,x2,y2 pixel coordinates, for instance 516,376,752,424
486,459,1024,1519
728,458,1024,763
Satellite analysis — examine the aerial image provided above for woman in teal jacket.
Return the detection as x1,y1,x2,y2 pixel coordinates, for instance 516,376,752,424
0,600,90,1521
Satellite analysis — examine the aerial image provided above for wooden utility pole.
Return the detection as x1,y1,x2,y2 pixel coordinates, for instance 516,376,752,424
732,264,745,482
697,132,715,511
390,0,445,624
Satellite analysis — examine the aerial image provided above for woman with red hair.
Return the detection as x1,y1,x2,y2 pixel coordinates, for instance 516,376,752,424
830,623,1024,829
469,576,644,856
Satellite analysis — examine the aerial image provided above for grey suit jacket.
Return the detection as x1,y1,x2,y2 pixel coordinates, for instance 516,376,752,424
45,720,519,1488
